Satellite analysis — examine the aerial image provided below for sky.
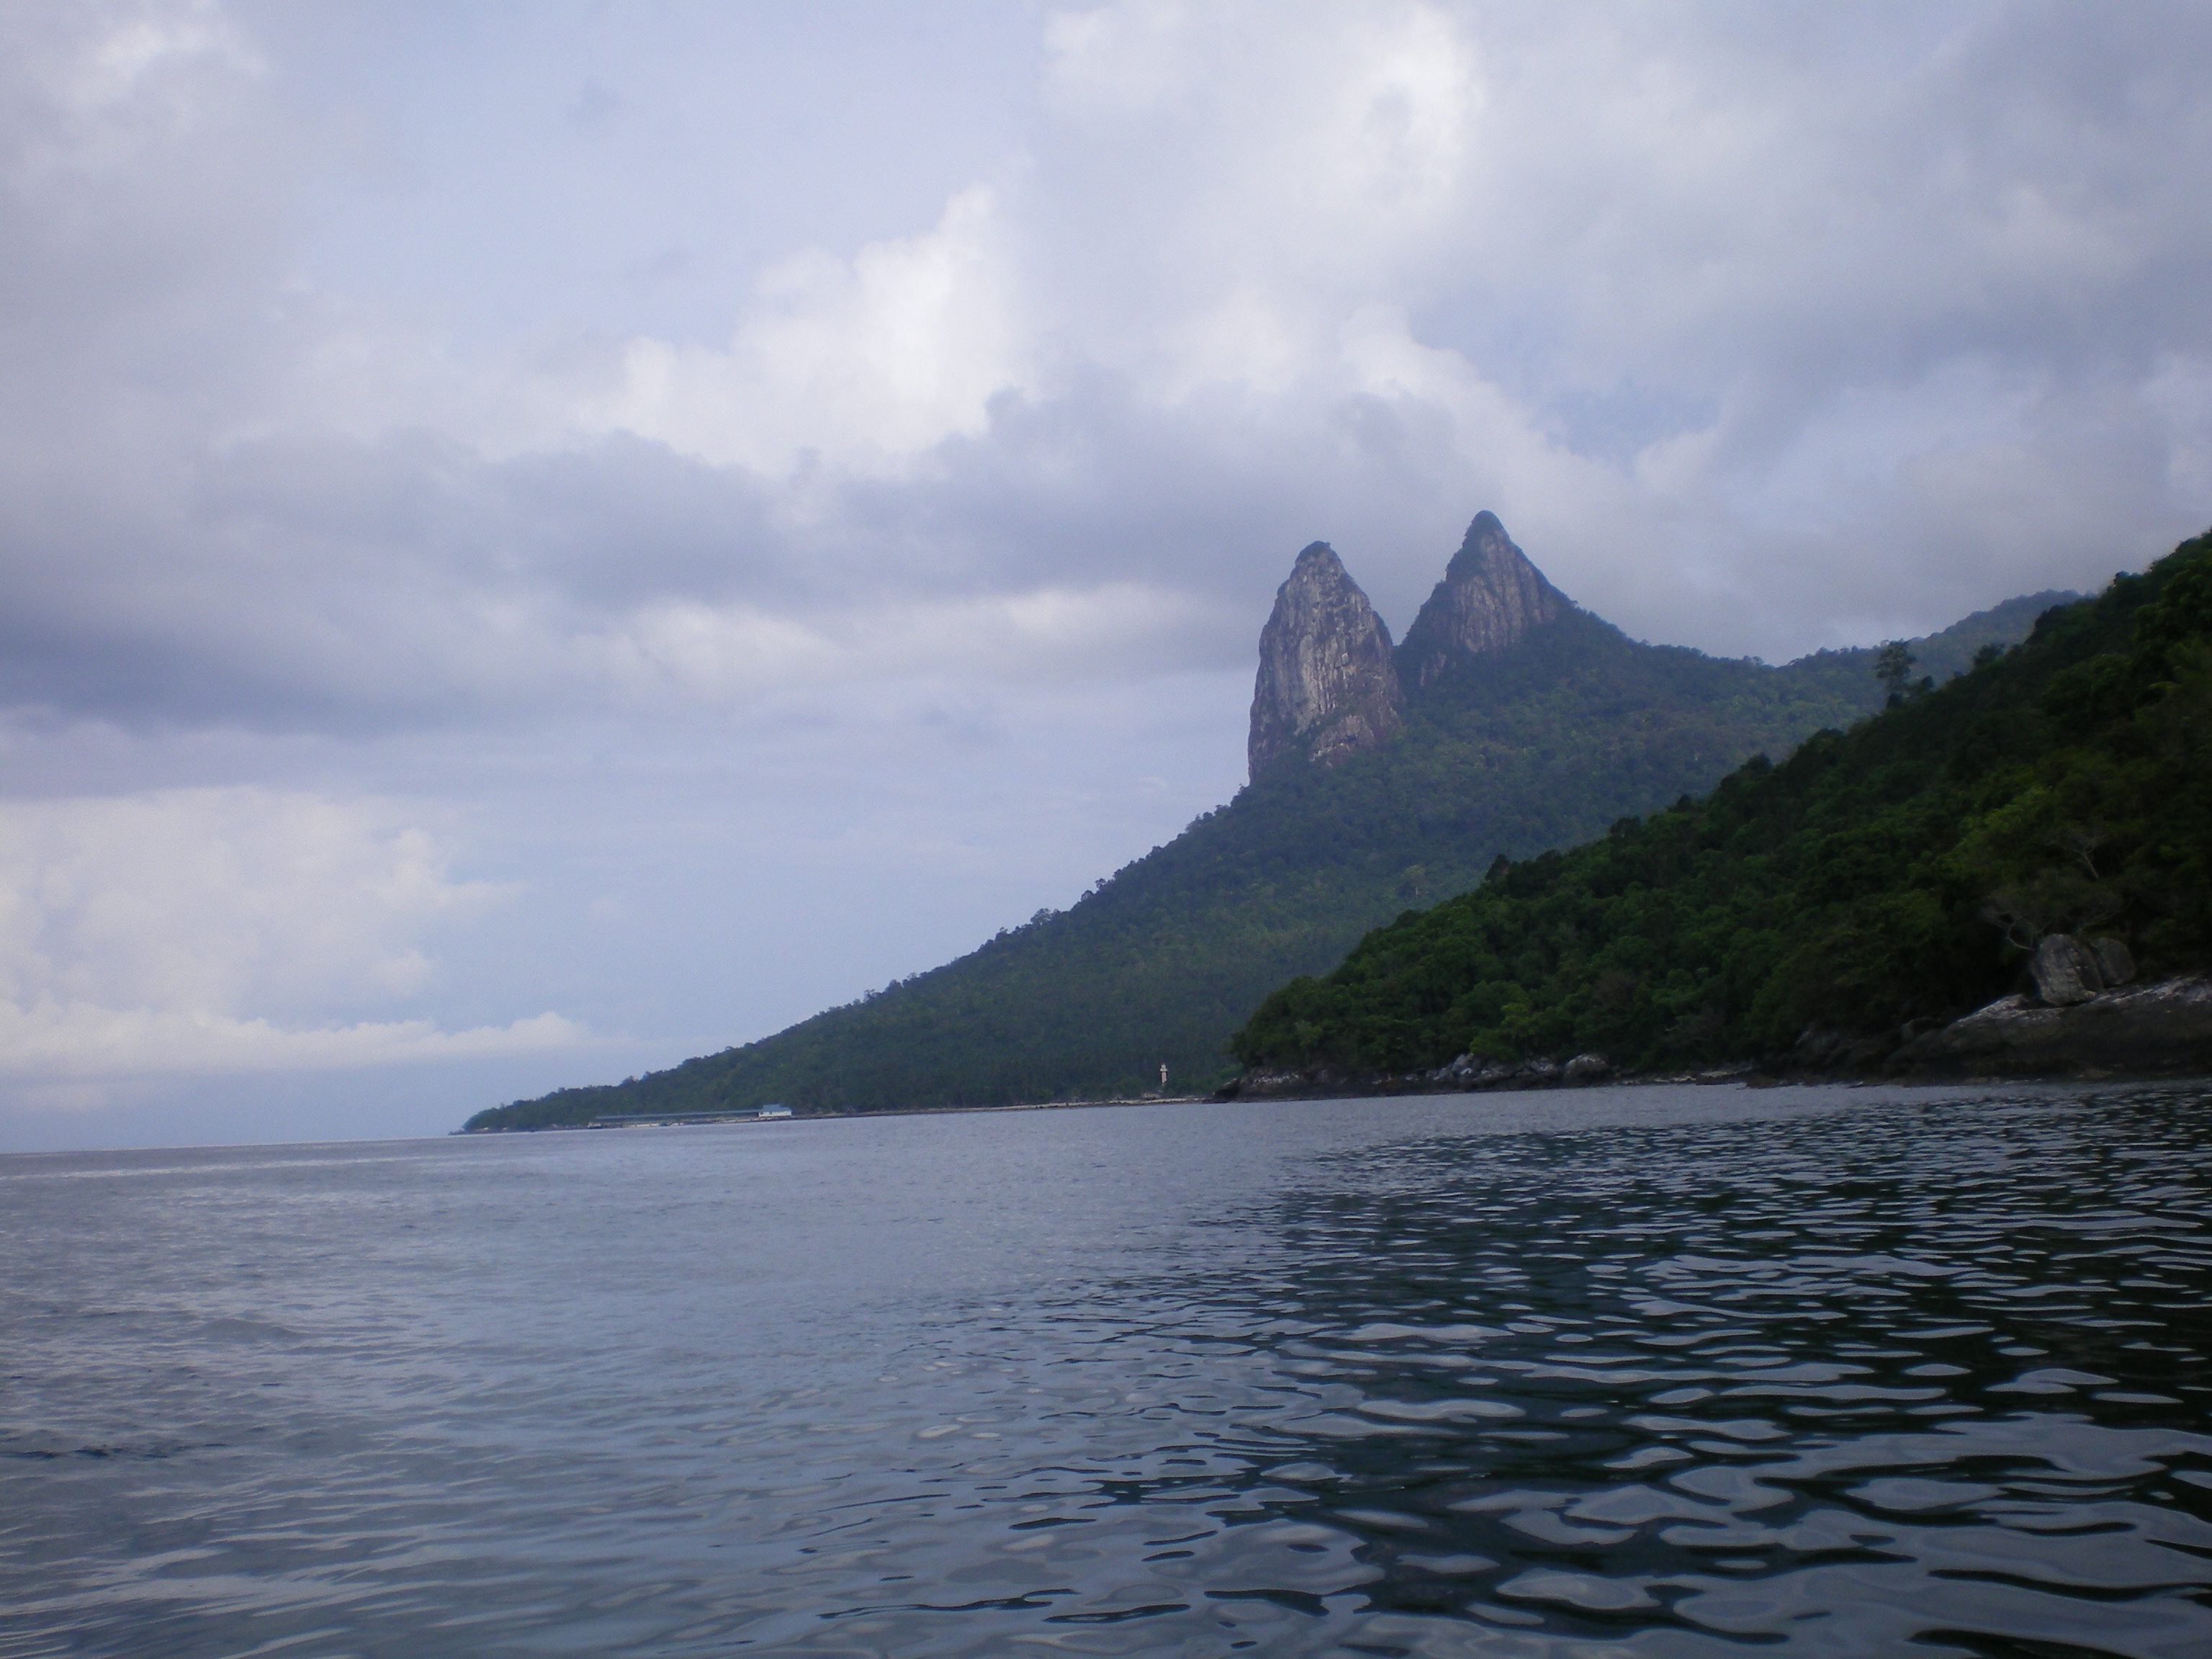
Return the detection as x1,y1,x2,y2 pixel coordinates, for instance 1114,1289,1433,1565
4,1,2210,1151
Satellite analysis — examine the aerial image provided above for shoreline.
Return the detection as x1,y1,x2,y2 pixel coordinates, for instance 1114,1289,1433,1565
1225,972,2212,1104
467,966,2212,1136
457,1068,2212,1136
459,1094,1220,1133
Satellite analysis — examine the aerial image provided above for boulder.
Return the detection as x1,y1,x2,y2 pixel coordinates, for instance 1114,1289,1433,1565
1563,1053,1611,1084
1791,1025,1856,1067
2031,934,2105,1005
1784,1022,1897,1075
2090,936,2137,988
1227,1068,1310,1099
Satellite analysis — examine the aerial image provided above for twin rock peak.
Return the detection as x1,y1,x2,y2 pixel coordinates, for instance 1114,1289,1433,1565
1248,511,1568,779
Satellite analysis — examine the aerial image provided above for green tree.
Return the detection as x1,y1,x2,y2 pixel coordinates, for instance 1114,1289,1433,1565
1874,639,1917,705
1231,531,2212,1080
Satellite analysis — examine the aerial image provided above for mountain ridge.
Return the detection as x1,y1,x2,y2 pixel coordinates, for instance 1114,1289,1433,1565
463,516,2074,1130
1229,527,2212,1086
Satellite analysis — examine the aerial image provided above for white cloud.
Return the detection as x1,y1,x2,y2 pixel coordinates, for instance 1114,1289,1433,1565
0,1006,584,1093
0,788,586,1092
589,580,1229,708
588,184,1030,475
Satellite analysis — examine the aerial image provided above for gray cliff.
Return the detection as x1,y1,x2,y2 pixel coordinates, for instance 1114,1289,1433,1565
1248,542,1406,778
1395,511,1568,688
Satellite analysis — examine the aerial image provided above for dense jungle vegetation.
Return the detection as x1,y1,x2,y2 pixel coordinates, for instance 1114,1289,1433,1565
465,590,2058,1129
1232,534,2212,1076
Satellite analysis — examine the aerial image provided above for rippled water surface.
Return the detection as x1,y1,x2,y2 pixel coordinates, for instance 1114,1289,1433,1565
6,1085,2212,1658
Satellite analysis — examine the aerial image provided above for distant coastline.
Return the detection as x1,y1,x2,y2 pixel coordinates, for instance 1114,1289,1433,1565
461,514,2077,1138
459,1094,1218,1132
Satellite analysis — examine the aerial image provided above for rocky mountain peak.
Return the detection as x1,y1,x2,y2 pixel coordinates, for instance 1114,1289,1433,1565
1395,512,1568,688
1248,541,1406,779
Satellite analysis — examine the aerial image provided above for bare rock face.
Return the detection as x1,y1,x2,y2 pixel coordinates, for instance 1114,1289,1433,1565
1248,542,1406,778
1892,974,2212,1078
1395,511,1568,688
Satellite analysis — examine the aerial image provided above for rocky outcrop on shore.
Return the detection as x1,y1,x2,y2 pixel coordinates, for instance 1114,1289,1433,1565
1887,972,2212,1079
1223,1050,1638,1100
1246,541,1405,777
1781,936,2211,1082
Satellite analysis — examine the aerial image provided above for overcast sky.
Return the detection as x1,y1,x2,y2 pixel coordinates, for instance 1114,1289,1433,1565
4,1,2209,1151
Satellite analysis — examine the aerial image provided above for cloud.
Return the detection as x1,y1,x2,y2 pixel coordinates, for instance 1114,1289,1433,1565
0,787,586,1091
6,0,2212,746
0,1007,585,1093
588,184,1030,476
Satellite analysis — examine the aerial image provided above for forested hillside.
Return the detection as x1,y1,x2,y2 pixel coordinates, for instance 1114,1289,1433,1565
1233,534,2212,1077
465,573,2059,1129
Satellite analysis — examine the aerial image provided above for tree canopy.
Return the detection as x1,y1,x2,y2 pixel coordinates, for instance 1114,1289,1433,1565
1231,535,2212,1078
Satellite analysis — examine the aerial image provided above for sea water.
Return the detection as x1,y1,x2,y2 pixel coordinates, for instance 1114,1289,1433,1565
4,1084,2211,1658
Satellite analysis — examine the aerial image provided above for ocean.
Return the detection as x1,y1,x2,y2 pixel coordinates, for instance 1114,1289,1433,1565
4,1083,2210,1657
